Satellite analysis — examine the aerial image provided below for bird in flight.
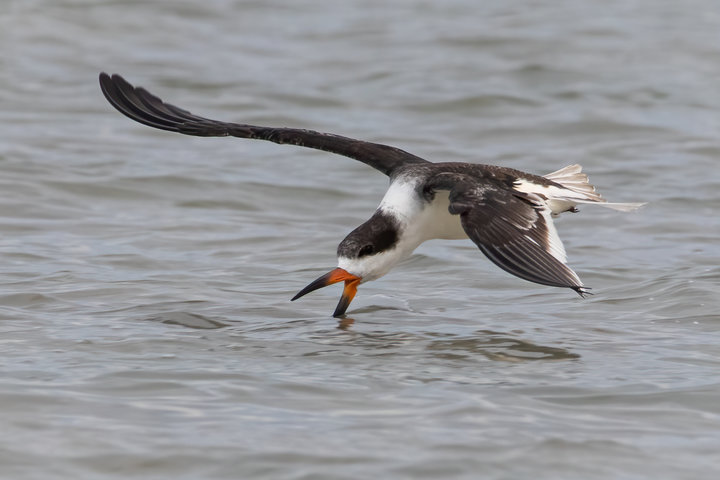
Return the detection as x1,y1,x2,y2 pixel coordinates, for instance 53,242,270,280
99,73,644,317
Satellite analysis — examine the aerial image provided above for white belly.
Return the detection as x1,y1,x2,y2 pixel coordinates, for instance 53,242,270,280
414,191,467,241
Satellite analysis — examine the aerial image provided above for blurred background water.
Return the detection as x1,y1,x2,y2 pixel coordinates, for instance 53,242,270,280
1,1,719,479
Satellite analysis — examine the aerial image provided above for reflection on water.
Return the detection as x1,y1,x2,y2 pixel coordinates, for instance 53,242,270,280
337,317,355,330
335,319,578,361
426,330,580,362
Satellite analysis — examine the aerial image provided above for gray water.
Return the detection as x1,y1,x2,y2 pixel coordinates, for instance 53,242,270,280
2,1,719,479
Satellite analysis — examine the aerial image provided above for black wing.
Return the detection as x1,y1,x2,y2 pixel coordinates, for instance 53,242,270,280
435,174,588,295
99,73,429,177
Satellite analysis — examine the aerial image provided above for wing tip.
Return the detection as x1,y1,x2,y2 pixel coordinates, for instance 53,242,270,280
98,72,127,90
573,286,593,298
98,71,113,94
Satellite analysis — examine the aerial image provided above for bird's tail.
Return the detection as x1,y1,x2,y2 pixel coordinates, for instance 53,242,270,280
544,164,646,212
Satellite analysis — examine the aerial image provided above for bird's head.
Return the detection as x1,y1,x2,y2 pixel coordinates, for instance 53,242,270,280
291,212,404,317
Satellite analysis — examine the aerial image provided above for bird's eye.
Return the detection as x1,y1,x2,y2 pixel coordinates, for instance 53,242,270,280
358,245,375,258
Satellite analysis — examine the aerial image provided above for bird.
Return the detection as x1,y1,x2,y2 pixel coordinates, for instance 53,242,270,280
99,72,644,318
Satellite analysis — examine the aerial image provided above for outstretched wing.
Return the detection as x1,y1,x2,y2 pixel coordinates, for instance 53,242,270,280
99,73,428,177
437,175,588,295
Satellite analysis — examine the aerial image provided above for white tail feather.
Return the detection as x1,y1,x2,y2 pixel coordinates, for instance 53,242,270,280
575,200,646,212
543,164,645,212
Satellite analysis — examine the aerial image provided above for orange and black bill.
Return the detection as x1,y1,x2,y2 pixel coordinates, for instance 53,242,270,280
291,268,361,317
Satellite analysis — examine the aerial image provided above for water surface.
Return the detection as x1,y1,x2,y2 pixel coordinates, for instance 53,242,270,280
1,1,719,479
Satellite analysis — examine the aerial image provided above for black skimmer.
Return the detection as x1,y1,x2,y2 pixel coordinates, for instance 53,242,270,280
99,73,645,317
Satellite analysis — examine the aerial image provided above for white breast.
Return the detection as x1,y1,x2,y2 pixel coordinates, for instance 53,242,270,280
379,179,467,250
